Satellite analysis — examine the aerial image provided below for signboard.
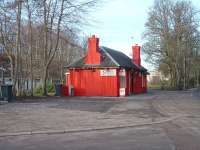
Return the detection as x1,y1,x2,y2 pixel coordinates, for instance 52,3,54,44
100,69,116,76
120,88,126,96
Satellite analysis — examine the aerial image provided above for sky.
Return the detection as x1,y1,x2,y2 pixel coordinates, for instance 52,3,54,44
82,0,199,70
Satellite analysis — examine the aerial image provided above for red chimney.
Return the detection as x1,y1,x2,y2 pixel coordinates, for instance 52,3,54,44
85,35,101,64
132,44,141,66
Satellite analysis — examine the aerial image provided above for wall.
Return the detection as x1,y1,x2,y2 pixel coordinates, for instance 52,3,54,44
68,68,119,96
125,70,130,96
122,70,147,95
132,71,143,94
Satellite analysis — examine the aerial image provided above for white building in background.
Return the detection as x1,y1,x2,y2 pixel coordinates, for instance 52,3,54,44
147,70,169,83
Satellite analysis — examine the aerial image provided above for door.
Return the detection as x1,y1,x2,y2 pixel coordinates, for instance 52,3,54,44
119,69,126,96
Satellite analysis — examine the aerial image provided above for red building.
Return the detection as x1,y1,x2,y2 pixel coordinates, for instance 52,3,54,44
65,35,149,97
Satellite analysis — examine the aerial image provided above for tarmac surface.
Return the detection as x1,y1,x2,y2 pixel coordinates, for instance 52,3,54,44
0,90,200,150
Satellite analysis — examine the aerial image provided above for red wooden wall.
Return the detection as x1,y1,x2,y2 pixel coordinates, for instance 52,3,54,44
124,70,147,95
132,71,147,94
68,69,119,96
65,69,147,96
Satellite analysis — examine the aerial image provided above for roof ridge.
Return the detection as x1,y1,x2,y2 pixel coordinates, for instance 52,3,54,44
100,47,120,67
100,46,132,61
101,46,128,56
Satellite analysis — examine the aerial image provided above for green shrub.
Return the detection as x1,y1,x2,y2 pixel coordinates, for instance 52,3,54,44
33,83,56,96
34,86,43,96
148,84,161,90
47,83,55,93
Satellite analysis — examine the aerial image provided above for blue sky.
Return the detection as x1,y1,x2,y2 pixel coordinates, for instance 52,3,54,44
82,0,199,70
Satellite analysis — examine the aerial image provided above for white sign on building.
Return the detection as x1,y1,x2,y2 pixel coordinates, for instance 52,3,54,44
100,69,116,76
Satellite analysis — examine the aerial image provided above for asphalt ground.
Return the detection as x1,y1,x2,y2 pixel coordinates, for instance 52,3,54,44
0,90,200,150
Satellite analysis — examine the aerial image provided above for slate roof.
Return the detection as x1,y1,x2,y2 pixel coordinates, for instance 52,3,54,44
65,46,148,73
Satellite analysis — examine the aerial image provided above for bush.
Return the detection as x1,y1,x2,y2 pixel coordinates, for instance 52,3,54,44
47,83,55,93
148,84,162,90
34,86,43,96
33,83,56,96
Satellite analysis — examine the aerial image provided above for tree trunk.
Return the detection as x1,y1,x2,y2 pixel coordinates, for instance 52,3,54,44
42,65,48,96
16,1,22,96
42,0,48,96
30,51,33,96
197,70,199,87
42,0,64,96
27,3,34,96
183,56,186,90
7,56,16,95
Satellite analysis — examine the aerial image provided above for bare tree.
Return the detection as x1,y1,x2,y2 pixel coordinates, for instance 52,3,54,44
35,0,99,95
143,0,200,89
15,0,22,95
0,0,20,95
0,0,99,96
24,0,37,96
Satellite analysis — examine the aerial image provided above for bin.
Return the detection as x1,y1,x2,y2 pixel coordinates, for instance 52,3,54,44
1,85,12,101
61,85,69,96
55,84,62,96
